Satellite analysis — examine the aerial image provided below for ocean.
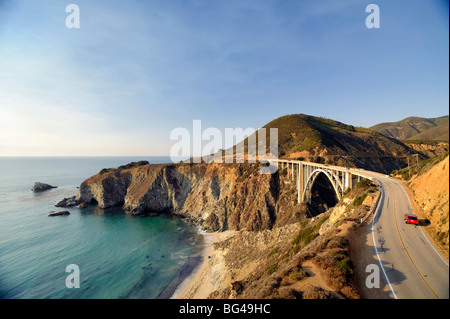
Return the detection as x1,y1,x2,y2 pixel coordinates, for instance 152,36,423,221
0,157,204,299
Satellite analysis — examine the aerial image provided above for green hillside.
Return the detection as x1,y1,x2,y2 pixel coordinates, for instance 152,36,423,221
409,120,449,141
371,115,449,141
227,114,417,173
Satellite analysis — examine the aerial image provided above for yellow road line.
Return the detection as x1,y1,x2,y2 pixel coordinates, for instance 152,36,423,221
392,191,440,299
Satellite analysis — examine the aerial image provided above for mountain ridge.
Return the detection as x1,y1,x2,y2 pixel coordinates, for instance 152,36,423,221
370,115,449,141
228,113,418,174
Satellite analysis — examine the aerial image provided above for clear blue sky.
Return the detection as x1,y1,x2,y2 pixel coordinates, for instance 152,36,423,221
0,0,448,156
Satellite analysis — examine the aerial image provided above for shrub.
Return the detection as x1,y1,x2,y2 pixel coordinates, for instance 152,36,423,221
272,287,299,299
303,286,332,299
99,168,110,175
267,263,278,275
315,215,330,230
334,252,353,279
118,160,149,170
268,247,280,257
289,268,308,281
353,193,368,206
356,178,372,189
325,267,347,289
292,227,317,246
326,237,349,250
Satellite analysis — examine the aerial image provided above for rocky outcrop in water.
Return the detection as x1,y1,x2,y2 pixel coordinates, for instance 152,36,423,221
32,182,57,192
55,196,80,207
48,211,70,217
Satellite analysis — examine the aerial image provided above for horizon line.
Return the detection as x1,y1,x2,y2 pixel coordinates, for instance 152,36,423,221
0,155,173,158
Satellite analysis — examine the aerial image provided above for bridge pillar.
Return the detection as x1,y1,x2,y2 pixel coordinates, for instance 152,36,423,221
333,170,338,193
298,163,304,203
297,163,300,203
349,173,353,189
344,172,352,190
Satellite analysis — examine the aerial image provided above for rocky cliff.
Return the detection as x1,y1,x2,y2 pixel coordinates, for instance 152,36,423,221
61,159,380,299
177,175,377,299
73,163,288,232
409,155,449,253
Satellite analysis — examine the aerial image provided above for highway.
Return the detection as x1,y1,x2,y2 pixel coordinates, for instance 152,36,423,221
353,170,449,299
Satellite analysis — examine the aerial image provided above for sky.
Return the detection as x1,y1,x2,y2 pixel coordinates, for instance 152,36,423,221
0,0,448,156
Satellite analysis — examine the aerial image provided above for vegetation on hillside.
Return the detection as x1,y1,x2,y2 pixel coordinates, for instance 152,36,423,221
371,115,449,141
391,151,449,180
206,172,380,299
400,153,449,255
221,114,416,174
98,160,150,175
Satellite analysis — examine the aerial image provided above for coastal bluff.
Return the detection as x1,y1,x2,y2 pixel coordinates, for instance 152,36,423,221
63,162,290,232
56,160,376,299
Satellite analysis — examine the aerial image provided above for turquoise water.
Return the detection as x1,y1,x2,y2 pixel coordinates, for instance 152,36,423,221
0,157,203,299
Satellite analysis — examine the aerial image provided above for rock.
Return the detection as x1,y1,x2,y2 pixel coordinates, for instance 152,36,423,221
76,162,280,231
55,196,80,208
48,211,70,217
32,182,57,192
231,281,245,295
78,203,88,209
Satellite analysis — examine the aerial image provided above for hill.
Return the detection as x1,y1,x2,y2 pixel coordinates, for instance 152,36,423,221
67,158,382,299
409,120,449,141
370,115,449,141
175,165,381,299
227,114,417,174
401,140,449,159
394,152,449,259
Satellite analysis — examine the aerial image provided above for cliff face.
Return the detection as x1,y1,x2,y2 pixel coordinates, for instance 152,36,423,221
75,163,281,232
409,156,449,250
404,141,449,159
72,160,375,299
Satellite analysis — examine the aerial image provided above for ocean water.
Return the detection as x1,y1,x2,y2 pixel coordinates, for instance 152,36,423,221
0,157,203,299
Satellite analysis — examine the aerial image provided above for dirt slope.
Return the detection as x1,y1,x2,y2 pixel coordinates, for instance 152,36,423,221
409,155,449,257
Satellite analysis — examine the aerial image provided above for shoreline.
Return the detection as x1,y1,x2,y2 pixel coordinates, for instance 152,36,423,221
168,230,237,299
167,232,214,299
156,221,211,299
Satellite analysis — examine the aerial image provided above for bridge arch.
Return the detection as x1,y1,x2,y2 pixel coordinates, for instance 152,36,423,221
302,168,343,204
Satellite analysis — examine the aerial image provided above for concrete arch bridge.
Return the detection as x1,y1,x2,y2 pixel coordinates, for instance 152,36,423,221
273,159,376,204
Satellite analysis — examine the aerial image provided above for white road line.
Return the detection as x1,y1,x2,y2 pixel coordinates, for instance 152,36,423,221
371,181,398,299
398,184,449,267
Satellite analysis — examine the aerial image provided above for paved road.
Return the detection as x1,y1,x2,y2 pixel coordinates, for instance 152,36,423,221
354,170,449,299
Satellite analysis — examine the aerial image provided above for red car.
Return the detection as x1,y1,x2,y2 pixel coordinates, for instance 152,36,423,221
404,213,419,225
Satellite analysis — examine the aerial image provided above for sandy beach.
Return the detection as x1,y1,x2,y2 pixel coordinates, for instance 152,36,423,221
170,230,237,299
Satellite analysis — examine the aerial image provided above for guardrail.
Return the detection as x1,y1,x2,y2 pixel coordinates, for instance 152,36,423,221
358,179,382,227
